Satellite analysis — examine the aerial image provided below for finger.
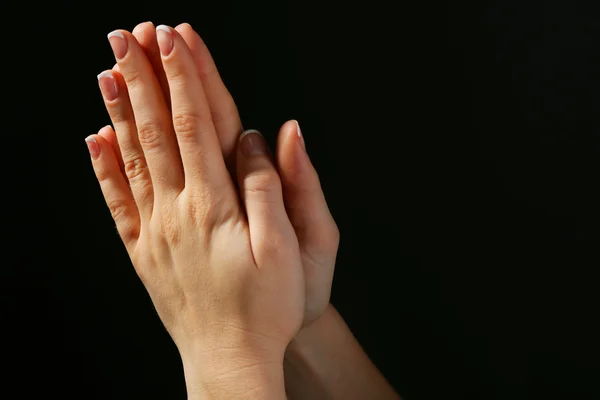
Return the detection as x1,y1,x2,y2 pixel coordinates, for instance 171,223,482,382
156,25,231,190
275,120,339,253
97,124,124,175
236,129,296,261
175,23,243,171
97,69,153,218
131,21,171,108
86,130,141,248
108,29,184,195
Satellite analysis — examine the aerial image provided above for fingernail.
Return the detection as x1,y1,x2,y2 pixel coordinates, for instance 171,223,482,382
156,25,174,56
240,130,268,157
295,120,305,149
85,136,100,160
108,31,128,60
97,71,118,101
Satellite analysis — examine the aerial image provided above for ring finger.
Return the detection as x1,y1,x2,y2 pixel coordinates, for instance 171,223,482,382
97,69,153,218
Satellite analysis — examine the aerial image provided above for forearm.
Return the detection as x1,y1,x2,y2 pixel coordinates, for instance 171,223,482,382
284,304,400,400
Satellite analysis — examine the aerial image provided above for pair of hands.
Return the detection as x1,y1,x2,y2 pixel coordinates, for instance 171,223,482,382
86,21,339,393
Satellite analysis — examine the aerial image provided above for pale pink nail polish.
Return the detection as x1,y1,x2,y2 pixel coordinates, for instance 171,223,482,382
107,31,128,60
156,25,174,56
85,136,100,159
295,120,305,149
97,71,118,101
240,130,268,157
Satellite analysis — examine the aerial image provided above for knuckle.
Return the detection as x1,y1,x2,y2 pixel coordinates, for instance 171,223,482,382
332,223,340,243
166,64,187,82
172,112,201,140
106,198,131,222
184,187,221,226
130,249,155,284
322,222,340,251
123,70,143,90
136,121,164,151
225,100,240,120
211,101,238,125
246,172,281,200
106,102,129,125
198,65,218,80
94,165,111,183
117,220,140,246
210,110,224,125
123,154,148,182
159,211,181,245
259,233,288,261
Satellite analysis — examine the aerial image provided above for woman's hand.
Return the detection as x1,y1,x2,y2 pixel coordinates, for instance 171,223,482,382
88,26,305,399
114,22,340,327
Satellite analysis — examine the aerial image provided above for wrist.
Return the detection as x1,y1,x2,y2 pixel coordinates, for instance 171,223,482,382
181,341,287,400
286,303,335,359
284,304,338,398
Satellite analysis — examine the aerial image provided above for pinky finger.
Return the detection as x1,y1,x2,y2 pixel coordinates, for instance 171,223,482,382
86,131,141,249
97,125,124,176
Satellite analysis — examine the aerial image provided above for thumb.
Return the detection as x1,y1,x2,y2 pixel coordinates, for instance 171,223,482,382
236,129,296,264
275,120,340,256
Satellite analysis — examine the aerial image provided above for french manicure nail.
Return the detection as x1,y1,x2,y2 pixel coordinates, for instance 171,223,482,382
97,71,118,101
85,136,100,159
240,130,268,157
295,120,305,149
108,31,128,60
156,25,174,56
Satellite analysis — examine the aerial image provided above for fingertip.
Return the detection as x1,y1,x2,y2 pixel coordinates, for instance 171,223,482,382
89,130,110,148
87,132,123,183
98,124,114,136
175,22,194,34
89,129,116,156
292,119,306,149
132,21,154,36
175,22,206,48
132,21,157,51
282,119,304,148
85,134,100,160
97,124,118,151
276,120,310,180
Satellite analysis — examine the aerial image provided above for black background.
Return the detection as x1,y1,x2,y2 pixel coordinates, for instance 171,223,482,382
3,0,600,399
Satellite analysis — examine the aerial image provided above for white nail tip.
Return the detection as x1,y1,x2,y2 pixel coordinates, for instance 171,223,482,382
107,31,124,39
97,71,114,80
156,25,171,33
295,120,302,137
239,129,263,142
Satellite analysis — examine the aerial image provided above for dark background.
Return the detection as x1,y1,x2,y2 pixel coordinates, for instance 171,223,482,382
3,0,599,399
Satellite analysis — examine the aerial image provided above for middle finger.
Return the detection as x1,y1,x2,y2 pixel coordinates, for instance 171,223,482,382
108,30,184,197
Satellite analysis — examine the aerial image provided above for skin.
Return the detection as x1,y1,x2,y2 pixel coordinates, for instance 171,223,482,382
89,22,398,399
112,21,340,329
